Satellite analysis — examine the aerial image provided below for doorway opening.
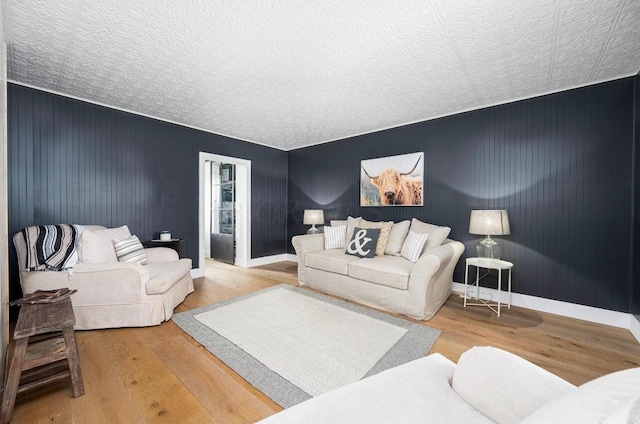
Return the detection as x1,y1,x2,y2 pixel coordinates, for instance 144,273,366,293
199,152,251,275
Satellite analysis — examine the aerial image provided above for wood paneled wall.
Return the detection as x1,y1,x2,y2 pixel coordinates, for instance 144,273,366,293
8,84,288,299
633,73,640,322
288,77,636,313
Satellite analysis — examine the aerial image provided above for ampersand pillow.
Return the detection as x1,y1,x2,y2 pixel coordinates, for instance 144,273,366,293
345,227,380,258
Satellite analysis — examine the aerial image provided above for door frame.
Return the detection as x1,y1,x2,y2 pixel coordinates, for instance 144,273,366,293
198,152,251,274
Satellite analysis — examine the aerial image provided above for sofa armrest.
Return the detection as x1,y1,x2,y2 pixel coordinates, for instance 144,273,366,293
452,346,575,424
144,247,179,262
409,239,465,320
291,234,325,284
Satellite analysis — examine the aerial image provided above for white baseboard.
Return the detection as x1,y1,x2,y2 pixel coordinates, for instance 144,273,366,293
452,282,635,333
630,315,640,343
247,254,297,267
191,268,205,279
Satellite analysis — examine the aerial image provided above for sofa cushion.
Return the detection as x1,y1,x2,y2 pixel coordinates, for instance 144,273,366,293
348,255,413,290
145,259,192,295
410,218,451,254
360,220,394,256
113,235,148,265
520,366,640,424
332,216,362,251
345,228,380,258
385,220,410,255
452,346,575,424
306,249,361,275
400,230,429,262
81,225,131,263
324,225,346,249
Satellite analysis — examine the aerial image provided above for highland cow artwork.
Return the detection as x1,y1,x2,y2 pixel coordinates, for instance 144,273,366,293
361,152,424,207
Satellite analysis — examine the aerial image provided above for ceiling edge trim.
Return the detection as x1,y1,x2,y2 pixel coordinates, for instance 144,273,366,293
6,80,287,152
288,73,638,151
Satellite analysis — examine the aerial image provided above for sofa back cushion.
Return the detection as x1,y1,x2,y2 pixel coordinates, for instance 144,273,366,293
385,220,410,255
520,366,640,424
82,225,131,263
452,346,575,424
410,218,451,254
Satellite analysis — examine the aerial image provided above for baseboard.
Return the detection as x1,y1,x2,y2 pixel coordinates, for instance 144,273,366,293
191,268,205,279
452,282,633,330
247,254,297,267
629,315,640,343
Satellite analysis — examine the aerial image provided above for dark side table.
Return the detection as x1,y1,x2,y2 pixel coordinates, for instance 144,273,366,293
143,238,187,258
0,297,84,423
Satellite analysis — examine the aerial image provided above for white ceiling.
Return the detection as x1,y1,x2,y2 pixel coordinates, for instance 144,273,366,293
3,0,639,151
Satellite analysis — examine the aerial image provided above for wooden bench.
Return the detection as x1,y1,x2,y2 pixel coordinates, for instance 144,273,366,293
1,297,84,423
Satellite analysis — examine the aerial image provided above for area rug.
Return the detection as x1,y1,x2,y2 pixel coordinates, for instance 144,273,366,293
172,284,441,408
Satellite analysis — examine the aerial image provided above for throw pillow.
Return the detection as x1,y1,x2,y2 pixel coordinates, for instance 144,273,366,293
385,220,410,255
113,235,148,265
360,220,394,256
81,225,132,263
409,218,451,254
345,227,380,258
400,230,429,262
324,225,347,249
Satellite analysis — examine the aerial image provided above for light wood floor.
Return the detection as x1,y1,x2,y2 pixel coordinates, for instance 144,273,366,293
7,260,640,423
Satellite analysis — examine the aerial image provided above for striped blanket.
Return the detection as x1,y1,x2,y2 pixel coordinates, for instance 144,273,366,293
21,224,79,271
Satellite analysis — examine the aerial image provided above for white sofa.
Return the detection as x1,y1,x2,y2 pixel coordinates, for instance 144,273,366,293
258,346,640,424
292,218,465,321
13,225,194,330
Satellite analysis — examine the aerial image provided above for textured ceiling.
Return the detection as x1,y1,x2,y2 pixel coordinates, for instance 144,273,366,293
4,0,640,151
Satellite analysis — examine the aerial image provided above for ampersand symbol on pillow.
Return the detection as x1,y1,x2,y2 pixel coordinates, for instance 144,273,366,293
347,229,372,256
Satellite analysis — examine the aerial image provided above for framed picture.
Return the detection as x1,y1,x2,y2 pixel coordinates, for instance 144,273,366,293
360,152,424,207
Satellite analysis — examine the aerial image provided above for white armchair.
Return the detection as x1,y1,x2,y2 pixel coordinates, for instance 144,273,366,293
13,225,194,329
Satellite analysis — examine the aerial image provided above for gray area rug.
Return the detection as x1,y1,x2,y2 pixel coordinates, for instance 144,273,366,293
172,284,442,408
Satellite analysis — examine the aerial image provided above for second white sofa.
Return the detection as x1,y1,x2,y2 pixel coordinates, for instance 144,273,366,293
292,217,465,321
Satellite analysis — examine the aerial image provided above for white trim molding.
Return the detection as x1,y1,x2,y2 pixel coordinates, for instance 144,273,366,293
247,254,297,268
630,316,640,343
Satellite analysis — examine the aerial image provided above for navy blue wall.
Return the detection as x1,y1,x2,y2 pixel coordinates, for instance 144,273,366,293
289,78,635,313
634,73,640,322
9,84,288,298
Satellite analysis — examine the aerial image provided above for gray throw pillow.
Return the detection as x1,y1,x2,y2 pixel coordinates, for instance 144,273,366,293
345,227,380,258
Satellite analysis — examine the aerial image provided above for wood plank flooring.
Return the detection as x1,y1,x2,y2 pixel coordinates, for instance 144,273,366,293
7,260,640,423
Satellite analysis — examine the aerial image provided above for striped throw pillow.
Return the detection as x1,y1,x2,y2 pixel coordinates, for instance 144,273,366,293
400,230,429,263
113,235,148,265
324,225,347,249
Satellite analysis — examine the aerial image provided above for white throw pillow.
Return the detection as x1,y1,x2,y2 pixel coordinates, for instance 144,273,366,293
452,346,575,424
81,225,132,263
324,225,347,249
520,367,640,424
400,230,429,262
113,235,148,265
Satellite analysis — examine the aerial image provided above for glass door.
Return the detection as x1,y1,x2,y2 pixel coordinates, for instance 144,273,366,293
209,162,235,264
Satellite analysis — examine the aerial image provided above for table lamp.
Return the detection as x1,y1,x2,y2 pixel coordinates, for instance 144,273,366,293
469,210,510,260
303,209,324,234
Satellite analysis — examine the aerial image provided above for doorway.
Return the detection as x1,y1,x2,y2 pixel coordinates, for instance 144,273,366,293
199,152,251,274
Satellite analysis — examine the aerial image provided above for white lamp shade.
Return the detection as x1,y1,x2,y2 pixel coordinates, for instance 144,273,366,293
469,210,510,236
303,209,324,226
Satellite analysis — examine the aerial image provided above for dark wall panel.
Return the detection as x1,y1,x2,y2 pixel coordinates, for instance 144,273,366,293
633,73,640,322
9,84,288,298
289,78,635,312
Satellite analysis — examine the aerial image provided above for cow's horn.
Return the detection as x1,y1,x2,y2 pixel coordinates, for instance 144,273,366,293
400,157,421,176
361,165,378,179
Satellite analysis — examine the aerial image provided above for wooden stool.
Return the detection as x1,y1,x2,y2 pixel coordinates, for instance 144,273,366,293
0,297,84,423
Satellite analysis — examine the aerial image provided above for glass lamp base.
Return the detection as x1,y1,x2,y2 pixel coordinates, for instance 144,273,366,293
476,238,501,260
307,225,319,234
